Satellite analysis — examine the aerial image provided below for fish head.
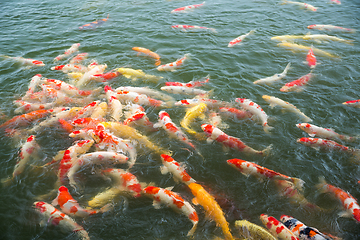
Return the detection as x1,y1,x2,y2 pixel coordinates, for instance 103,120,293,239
307,25,316,29
201,124,214,134
33,201,48,213
142,186,160,195
262,95,271,101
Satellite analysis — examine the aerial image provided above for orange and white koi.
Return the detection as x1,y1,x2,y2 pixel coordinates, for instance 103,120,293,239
280,215,332,240
102,168,143,197
132,47,161,66
253,62,291,85
157,53,191,72
160,154,196,185
201,124,272,155
14,100,56,114
316,177,360,222
115,89,166,107
281,0,317,11
160,86,209,96
51,64,88,73
69,53,88,64
165,75,210,88
235,98,273,133
304,47,318,69
342,99,360,108
260,214,299,240
143,186,198,236
13,135,40,178
280,72,314,92
171,2,205,13
227,158,304,190
219,107,253,120
296,123,357,142
262,95,312,122
68,151,129,190
33,201,90,240
75,63,107,87
154,110,196,150
171,25,216,33
188,182,234,240
228,30,255,47
72,101,101,120
104,85,123,121
329,0,341,4
42,78,100,97
175,98,230,109
1,55,45,67
90,102,108,119
54,43,80,61
79,14,109,30
123,104,155,131
91,70,121,82
307,24,356,33
116,86,174,102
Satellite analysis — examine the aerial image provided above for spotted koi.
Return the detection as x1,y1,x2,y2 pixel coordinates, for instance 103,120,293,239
228,30,255,47
171,2,205,13
260,214,299,240
1,55,45,67
157,53,191,72
160,154,196,185
296,123,357,142
280,72,314,92
54,43,80,61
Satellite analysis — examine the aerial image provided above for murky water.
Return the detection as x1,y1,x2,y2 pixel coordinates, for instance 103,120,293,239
0,0,359,239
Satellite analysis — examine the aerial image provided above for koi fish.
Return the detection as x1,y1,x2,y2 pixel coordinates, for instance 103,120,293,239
260,214,299,240
219,107,253,120
304,47,318,69
91,102,108,119
104,85,123,122
277,42,339,59
329,0,341,4
271,35,305,42
342,99,360,108
54,43,80,61
69,53,88,64
235,98,273,133
52,186,109,217
307,24,356,33
201,124,272,155
165,75,210,88
75,63,107,87
302,33,354,45
227,158,304,190
132,47,161,66
262,95,312,122
171,2,205,13
234,220,277,240
154,110,196,150
67,151,129,191
280,215,332,240
123,104,155,131
114,89,166,107
188,182,234,240
180,102,208,139
0,109,57,129
157,53,191,72
33,201,90,240
116,86,174,102
22,74,43,99
42,78,101,97
280,72,314,92
91,70,121,82
228,30,255,47
253,62,291,85
160,154,196,185
14,100,56,114
175,98,231,109
171,25,217,33
281,0,317,11
72,101,101,120
79,14,109,30
116,67,162,82
0,55,45,67
160,86,210,96
316,177,360,222
143,186,198,236
296,123,357,142
102,168,143,197
51,64,88,73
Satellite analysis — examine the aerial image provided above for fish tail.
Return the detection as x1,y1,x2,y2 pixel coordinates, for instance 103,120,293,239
249,30,256,35
155,60,161,66
187,222,198,236
292,177,305,191
210,28,218,33
281,0,289,4
260,144,272,156
315,176,328,193
350,149,360,164
345,40,354,45
99,203,114,213
263,123,274,134
1,176,13,187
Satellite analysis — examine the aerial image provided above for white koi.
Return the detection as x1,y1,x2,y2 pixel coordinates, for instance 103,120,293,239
1,55,45,67
307,24,356,33
160,86,210,96
281,0,317,11
253,63,291,85
171,25,216,33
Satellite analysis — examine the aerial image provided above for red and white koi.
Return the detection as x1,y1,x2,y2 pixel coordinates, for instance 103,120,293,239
304,47,317,69
14,100,56,114
296,123,357,142
1,55,45,67
160,86,209,96
72,101,101,120
219,107,253,120
165,75,210,88
235,98,273,133
171,25,216,33
262,95,312,122
297,137,356,153
280,215,332,240
33,201,90,240
253,62,291,85
342,99,360,108
123,104,155,131
316,177,360,222
160,154,196,185
69,53,88,64
154,110,196,150
115,89,166,107
329,0,341,4
91,70,121,82
227,158,304,190
51,64,88,73
281,0,317,11
280,72,314,92
157,53,191,72
143,186,198,236
102,168,142,197
22,74,43,100
228,30,255,47
42,78,100,97
201,124,272,155
116,86,174,102
75,63,107,87
68,151,129,190
260,214,299,240
54,43,80,61
307,24,356,33
104,85,123,121
171,2,205,13
175,98,231,109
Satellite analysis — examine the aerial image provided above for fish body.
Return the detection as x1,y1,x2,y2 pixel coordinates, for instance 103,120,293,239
253,62,291,85
235,98,273,133
305,48,317,69
180,102,208,137
72,101,101,120
160,86,209,96
102,168,142,197
235,220,277,240
143,186,198,236
92,71,121,82
175,98,230,109
280,72,313,92
171,25,216,33
228,30,255,47
329,0,341,4
165,75,210,88
307,24,356,33
14,100,56,114
42,78,98,97
75,64,107,87
33,201,90,240
171,2,205,13
51,64,88,73
281,0,317,11
13,135,40,178
219,107,253,120
157,53,191,72
0,109,56,129
297,137,353,153
115,89,166,107
188,182,234,240
277,42,339,59
79,14,109,30
280,215,332,240
342,99,360,108
123,103,155,131
227,158,304,190
260,214,299,240
117,67,162,82
271,35,304,42
316,177,360,222
69,53,88,64
262,95,312,122
296,123,356,142
54,43,80,61
104,85,123,121
132,47,161,66
302,33,354,45
201,124,272,155
1,55,45,67
160,154,196,185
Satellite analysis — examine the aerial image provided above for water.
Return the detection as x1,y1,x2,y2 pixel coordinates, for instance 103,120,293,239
0,0,359,239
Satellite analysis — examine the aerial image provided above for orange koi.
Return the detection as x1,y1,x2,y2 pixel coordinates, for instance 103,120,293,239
305,47,318,69
132,47,161,66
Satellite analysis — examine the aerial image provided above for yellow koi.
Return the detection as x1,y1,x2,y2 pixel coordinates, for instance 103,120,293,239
116,67,163,82
180,103,207,140
234,220,277,240
277,42,340,59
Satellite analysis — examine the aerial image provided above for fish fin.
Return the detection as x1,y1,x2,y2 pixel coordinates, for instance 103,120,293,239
153,122,162,128
261,144,273,156
165,186,174,191
311,146,321,151
152,200,162,209
315,39,322,44
292,177,305,191
269,103,277,108
100,203,114,213
187,222,198,236
222,145,230,152
206,138,214,144
315,176,328,193
122,74,132,79
51,197,59,206
338,211,353,218
39,219,47,227
1,176,13,187
192,197,199,205
309,133,316,137
160,165,169,175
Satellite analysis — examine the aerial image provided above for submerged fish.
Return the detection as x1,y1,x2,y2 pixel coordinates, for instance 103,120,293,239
234,220,276,240
307,24,356,33
132,47,161,66
277,42,340,59
253,62,291,85
228,30,255,47
79,14,109,30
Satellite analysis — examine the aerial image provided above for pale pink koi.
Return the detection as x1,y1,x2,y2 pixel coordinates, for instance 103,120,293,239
69,52,88,64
